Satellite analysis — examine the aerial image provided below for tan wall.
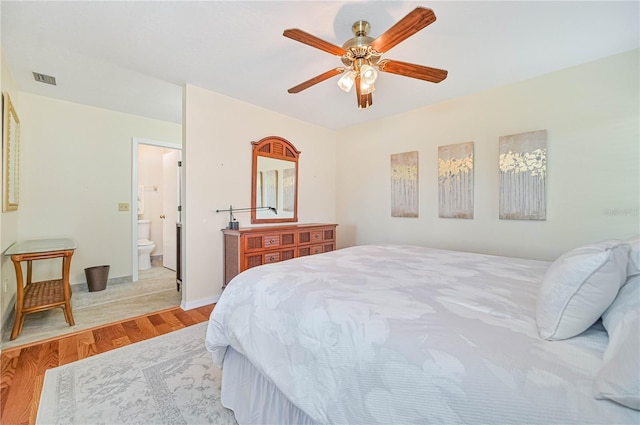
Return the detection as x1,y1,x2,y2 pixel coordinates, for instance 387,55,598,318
336,49,640,261
16,93,182,285
182,85,337,307
0,47,21,338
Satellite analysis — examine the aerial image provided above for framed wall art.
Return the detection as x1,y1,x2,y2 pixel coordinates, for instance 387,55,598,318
263,170,278,210
283,167,295,212
438,142,474,219
3,92,20,212
391,151,419,217
499,130,547,220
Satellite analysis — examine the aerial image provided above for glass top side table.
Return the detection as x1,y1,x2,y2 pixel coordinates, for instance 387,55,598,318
5,238,77,340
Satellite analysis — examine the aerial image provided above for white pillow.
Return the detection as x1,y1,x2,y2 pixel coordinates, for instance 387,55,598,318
536,240,629,340
594,275,639,410
626,236,640,278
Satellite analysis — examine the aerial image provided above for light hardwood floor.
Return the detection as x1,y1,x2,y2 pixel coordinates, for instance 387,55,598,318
0,304,215,425
2,266,180,350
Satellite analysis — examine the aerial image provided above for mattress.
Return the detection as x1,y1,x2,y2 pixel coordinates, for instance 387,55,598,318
206,244,639,424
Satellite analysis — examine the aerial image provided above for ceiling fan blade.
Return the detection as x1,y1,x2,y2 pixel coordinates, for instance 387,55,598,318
362,93,373,108
283,29,347,56
354,76,373,109
378,59,448,83
355,75,364,108
287,68,345,94
370,7,436,53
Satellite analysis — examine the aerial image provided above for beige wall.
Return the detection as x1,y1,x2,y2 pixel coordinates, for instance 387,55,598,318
182,85,336,307
336,49,640,261
16,93,181,287
0,47,21,337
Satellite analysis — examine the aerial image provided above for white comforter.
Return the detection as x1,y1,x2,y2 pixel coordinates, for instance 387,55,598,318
206,245,639,424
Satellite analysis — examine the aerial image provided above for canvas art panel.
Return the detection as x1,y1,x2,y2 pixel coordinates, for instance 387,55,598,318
283,168,295,212
438,142,474,219
391,151,419,218
499,130,547,220
263,170,278,209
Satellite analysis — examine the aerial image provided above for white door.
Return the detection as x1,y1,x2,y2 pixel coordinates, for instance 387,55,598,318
162,150,180,271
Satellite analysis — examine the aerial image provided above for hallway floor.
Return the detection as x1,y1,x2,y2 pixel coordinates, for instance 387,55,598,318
1,266,181,350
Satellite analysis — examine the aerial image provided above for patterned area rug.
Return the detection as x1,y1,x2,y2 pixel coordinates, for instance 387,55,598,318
37,323,238,425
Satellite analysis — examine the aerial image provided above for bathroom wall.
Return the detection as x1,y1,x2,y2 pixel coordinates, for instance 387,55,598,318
137,144,174,257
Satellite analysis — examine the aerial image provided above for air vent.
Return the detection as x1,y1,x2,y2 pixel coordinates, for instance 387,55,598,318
32,72,57,85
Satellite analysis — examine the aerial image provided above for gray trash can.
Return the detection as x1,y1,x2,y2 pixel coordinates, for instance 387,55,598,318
85,265,110,292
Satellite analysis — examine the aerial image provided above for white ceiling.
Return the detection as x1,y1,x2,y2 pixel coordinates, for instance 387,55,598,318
1,1,638,130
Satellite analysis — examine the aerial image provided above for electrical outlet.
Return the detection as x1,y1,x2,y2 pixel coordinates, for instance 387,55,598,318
118,203,129,212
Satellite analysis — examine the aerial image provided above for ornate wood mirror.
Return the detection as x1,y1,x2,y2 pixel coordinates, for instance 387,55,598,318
251,136,300,224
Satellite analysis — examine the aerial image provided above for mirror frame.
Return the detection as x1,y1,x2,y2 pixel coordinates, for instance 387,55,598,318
251,136,300,224
2,92,20,212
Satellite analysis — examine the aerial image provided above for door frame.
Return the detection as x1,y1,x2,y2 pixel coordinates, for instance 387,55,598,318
131,137,182,282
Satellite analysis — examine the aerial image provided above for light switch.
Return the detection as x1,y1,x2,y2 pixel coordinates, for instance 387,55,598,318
118,203,129,212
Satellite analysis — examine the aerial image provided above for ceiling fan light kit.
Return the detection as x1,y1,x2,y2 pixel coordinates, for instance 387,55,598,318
337,70,356,92
360,64,378,85
283,7,448,110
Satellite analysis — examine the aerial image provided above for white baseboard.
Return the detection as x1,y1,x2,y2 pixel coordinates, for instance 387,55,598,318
181,294,220,311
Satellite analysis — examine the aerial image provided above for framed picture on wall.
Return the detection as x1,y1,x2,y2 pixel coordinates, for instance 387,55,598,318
499,130,547,220
263,170,278,210
391,151,419,218
438,142,474,219
2,92,20,212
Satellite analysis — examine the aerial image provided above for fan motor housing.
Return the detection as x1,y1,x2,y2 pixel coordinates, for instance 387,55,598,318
341,20,378,67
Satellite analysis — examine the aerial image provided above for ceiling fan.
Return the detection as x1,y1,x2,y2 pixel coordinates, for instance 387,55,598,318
283,7,448,109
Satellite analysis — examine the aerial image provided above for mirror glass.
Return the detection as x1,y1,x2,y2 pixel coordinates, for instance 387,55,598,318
3,92,20,212
251,136,299,224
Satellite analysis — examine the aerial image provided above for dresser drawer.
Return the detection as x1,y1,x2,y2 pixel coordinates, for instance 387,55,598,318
263,235,281,249
299,244,324,256
244,234,281,252
245,251,281,269
298,226,335,245
263,251,280,264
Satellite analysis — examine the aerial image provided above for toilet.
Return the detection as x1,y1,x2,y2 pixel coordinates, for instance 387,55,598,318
137,219,155,270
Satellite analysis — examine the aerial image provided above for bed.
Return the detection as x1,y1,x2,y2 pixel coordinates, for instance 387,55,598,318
205,243,639,424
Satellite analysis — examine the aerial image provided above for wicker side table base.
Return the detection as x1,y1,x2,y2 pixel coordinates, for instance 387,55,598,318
8,244,76,340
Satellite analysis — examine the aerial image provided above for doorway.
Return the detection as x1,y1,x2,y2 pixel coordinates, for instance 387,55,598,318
131,138,182,283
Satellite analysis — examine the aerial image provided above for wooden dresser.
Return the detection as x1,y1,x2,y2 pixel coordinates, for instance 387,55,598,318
222,223,337,287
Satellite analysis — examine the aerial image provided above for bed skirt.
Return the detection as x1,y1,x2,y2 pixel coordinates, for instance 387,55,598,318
222,347,317,425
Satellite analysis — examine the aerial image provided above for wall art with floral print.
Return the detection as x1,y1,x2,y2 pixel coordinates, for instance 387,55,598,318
499,130,547,220
438,142,474,219
391,151,419,217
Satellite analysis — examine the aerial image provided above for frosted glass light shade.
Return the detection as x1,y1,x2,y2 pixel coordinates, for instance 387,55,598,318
360,81,375,95
337,71,356,92
360,64,378,85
